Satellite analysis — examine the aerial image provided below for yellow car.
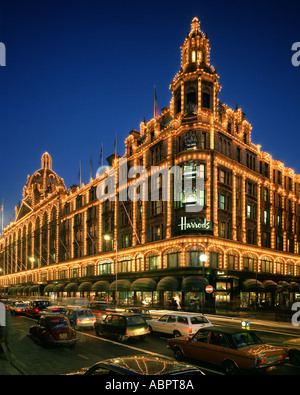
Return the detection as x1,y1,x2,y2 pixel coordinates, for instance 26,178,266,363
283,338,300,365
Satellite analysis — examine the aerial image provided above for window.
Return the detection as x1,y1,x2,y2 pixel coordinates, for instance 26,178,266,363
243,257,255,271
210,252,219,268
98,262,111,275
261,259,272,273
227,255,236,270
202,92,210,109
191,50,196,62
186,251,204,267
263,210,270,225
167,252,181,268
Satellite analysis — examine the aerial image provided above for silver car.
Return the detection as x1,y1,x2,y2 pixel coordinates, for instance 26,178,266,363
149,313,212,337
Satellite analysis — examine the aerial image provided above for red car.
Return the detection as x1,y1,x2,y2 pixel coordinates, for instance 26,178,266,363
29,315,78,347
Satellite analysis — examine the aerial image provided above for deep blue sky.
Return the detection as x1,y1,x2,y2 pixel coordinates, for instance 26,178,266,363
0,0,300,229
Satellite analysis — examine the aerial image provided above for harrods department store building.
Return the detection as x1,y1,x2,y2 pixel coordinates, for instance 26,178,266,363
1,18,300,312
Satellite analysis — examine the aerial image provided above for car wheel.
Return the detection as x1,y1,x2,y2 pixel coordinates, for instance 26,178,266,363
223,360,239,375
117,334,127,342
95,327,102,337
174,347,185,362
289,349,300,366
173,330,181,338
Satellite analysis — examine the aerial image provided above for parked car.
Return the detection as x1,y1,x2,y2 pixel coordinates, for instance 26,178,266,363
149,312,212,337
10,301,28,315
43,305,67,315
25,300,52,318
168,325,287,375
29,314,78,347
65,306,96,329
94,312,150,341
124,307,153,321
283,338,300,365
88,302,116,319
66,354,205,375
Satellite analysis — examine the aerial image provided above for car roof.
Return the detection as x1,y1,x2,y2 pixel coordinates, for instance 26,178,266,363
105,312,144,317
93,355,204,375
199,325,255,335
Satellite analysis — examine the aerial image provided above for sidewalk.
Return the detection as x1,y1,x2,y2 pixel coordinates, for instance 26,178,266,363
0,354,23,375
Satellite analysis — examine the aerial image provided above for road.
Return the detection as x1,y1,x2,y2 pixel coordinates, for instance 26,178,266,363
5,313,300,375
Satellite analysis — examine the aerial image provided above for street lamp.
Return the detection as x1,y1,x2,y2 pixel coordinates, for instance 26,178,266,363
104,234,118,306
199,254,207,315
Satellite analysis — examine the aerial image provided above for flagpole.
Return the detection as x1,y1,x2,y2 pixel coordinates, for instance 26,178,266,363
1,200,3,234
79,160,82,187
101,142,103,167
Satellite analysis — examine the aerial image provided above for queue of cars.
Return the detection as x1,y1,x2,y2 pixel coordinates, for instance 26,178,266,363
3,297,300,374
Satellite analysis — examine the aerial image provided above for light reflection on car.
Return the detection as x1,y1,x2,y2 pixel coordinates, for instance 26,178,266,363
65,354,205,375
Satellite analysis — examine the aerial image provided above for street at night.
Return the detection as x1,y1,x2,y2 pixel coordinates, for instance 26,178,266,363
3,309,300,376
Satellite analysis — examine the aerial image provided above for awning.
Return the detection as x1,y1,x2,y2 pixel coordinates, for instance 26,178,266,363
182,276,208,292
289,282,300,291
263,280,278,291
243,279,264,291
29,285,39,292
44,284,55,293
91,281,110,292
280,281,291,289
16,286,25,295
109,280,131,292
78,282,92,292
23,285,31,294
130,278,157,292
65,283,78,292
157,276,180,291
53,283,66,292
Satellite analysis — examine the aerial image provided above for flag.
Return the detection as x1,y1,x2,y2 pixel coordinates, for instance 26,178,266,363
90,153,93,179
1,201,3,213
154,85,160,118
78,160,82,186
99,142,103,166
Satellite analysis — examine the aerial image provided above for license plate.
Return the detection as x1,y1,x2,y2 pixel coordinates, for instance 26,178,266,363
60,334,67,339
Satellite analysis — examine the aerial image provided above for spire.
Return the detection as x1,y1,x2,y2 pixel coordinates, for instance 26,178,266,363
191,17,200,33
41,152,52,170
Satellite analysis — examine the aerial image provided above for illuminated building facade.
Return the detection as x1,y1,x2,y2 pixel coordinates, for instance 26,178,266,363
1,18,300,312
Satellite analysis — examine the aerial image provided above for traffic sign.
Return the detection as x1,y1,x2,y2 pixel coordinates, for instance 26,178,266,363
277,281,284,291
205,285,213,294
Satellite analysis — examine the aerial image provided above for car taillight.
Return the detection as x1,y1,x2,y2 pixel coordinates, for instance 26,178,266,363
188,327,193,334
35,308,39,313
126,329,130,334
77,319,81,323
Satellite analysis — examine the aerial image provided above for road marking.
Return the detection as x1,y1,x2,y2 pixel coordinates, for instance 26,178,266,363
77,354,89,360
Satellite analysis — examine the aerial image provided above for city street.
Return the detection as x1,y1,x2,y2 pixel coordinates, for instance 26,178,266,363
4,313,300,375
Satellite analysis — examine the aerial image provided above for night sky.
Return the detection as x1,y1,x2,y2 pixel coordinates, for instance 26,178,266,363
0,0,300,229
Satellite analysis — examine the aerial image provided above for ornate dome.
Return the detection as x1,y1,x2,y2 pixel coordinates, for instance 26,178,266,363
23,152,66,206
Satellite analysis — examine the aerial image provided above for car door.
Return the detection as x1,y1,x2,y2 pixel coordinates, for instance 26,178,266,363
151,315,169,333
165,315,177,335
183,329,210,360
205,331,229,366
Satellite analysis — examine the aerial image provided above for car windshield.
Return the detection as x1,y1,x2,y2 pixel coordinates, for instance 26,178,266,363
15,304,26,307
231,331,264,349
49,318,70,329
190,316,209,324
77,310,93,317
126,316,146,325
36,301,51,307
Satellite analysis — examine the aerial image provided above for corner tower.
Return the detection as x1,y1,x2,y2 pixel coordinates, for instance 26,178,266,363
170,17,221,120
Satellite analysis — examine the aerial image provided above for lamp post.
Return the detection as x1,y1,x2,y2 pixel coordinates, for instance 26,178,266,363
29,257,40,297
104,234,118,306
199,254,207,315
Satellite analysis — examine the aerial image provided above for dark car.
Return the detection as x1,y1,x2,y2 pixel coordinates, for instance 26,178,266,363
168,325,287,375
10,301,28,315
29,314,78,347
25,300,52,318
124,307,153,321
94,312,149,342
66,354,205,375
88,302,116,319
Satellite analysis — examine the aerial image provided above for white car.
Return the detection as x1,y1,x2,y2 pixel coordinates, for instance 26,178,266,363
149,313,212,337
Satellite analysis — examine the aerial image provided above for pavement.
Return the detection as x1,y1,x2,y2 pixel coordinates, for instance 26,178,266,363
0,310,298,375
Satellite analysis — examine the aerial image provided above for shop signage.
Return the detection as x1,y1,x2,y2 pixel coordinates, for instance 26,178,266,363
178,217,212,232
